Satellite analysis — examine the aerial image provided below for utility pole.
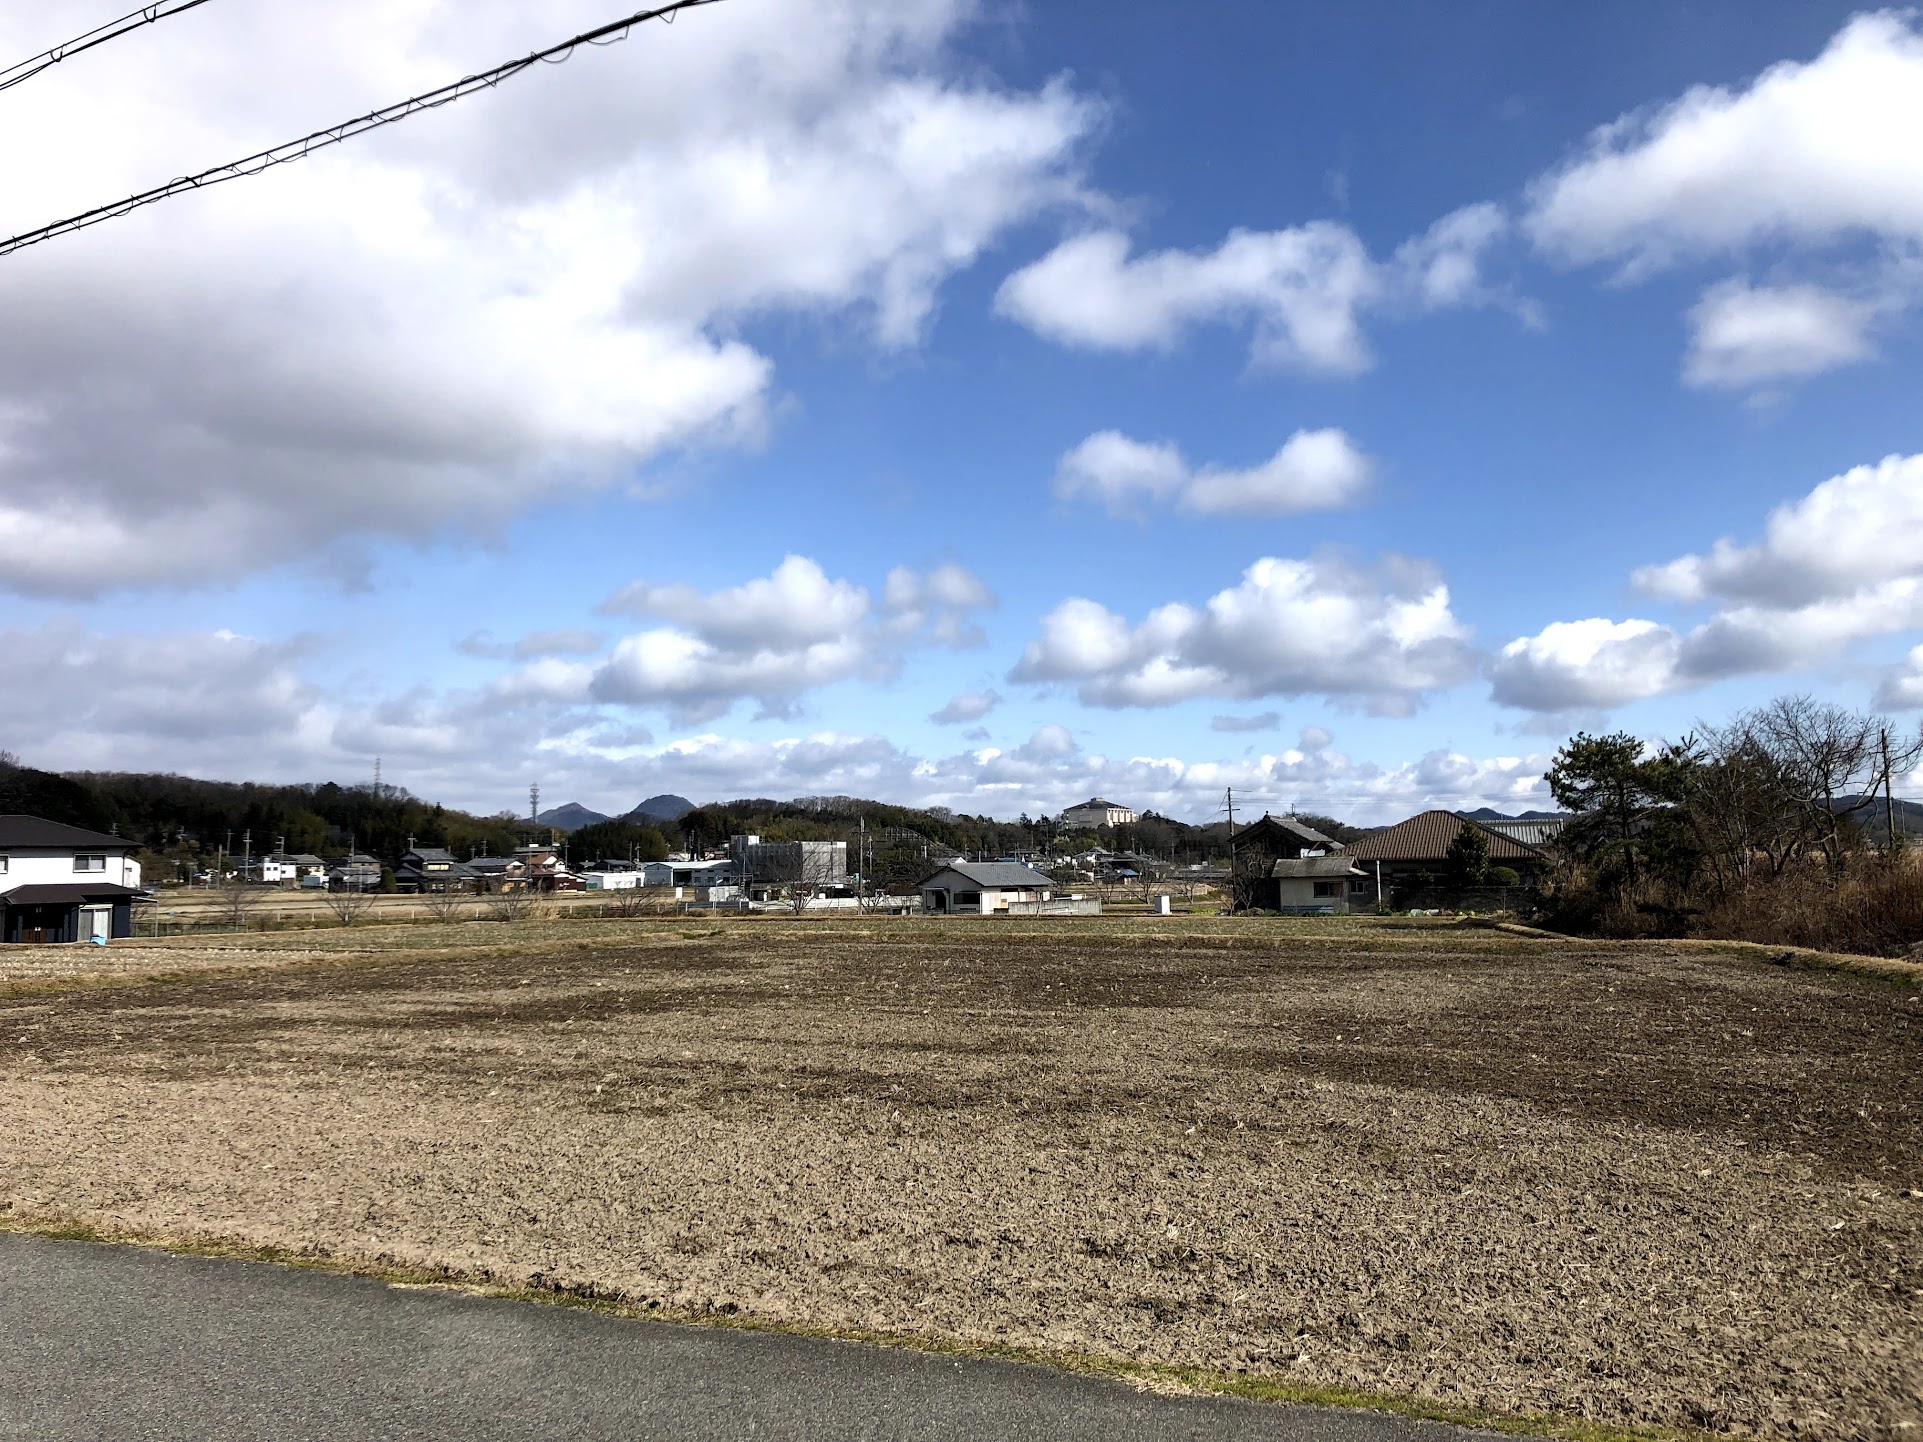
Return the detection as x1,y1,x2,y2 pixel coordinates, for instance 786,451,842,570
1221,786,1236,865
1882,726,1899,853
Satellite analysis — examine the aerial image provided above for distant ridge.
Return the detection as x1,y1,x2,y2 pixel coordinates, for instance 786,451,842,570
628,793,695,823
1460,807,1567,821
535,802,610,832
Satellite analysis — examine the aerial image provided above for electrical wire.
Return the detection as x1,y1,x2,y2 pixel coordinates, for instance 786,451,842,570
0,0,726,260
0,0,217,96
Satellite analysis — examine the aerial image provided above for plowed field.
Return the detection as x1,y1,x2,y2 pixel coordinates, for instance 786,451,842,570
2,918,1918,1437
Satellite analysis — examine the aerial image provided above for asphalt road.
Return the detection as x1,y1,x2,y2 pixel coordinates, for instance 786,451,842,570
0,1233,1499,1442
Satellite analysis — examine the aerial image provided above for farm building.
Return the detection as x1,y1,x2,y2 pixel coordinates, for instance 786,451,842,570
1251,855,1372,914
0,815,143,943
920,860,1056,914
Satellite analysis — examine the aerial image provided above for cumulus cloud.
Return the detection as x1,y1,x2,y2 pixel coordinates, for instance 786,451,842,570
1011,553,1476,716
1053,428,1372,517
506,555,995,723
1683,280,1879,389
0,0,1099,596
1524,12,1923,388
1632,452,1923,608
1526,13,1923,265
1493,453,1923,715
995,202,1514,374
1877,645,1923,711
930,689,1000,724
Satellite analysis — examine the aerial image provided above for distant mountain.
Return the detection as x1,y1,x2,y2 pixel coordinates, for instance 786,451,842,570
536,802,610,832
627,793,695,824
1461,807,1567,821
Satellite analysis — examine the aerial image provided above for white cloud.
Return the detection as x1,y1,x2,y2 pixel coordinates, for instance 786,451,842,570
1211,712,1281,733
996,223,1380,373
1683,280,1878,389
882,563,997,646
1393,202,1516,309
1052,428,1372,518
1877,645,1923,711
1632,452,1923,607
1526,13,1923,265
930,689,1000,725
996,202,1518,373
0,0,1099,596
1524,13,1923,388
1493,453,1923,714
517,555,994,723
1489,618,1684,713
1012,553,1476,716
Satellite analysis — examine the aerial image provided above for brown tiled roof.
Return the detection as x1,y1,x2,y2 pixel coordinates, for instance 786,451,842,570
1346,810,1548,864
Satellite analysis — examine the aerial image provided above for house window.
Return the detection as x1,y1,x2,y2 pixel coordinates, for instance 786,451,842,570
1312,880,1339,897
0,855,7,873
426,863,449,871
74,855,106,872
1349,878,1371,894
955,891,981,907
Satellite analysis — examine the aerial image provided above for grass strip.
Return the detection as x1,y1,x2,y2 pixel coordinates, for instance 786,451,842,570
0,1211,1711,1442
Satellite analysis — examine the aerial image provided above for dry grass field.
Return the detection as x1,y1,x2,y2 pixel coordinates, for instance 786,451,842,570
2,916,1918,1438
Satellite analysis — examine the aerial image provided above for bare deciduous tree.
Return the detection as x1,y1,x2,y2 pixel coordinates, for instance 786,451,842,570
319,886,377,927
213,877,262,931
417,885,469,924
485,889,537,922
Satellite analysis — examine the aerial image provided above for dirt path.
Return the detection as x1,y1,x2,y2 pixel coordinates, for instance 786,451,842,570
2,923,1918,1437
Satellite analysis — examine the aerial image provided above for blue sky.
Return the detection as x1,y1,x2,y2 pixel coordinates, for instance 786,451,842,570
1,0,1919,822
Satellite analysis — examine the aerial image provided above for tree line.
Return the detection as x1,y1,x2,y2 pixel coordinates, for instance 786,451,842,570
1542,695,1923,953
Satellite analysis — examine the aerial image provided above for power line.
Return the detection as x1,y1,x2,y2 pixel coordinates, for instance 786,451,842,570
0,0,726,260
0,0,216,97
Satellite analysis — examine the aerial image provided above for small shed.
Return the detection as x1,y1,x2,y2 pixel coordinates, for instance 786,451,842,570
1256,855,1369,914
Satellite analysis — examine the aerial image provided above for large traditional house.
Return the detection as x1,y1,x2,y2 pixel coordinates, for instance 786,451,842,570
0,815,143,943
1345,810,1552,884
1059,797,1138,830
395,845,478,894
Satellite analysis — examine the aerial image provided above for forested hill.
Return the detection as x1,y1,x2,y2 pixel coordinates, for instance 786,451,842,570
0,756,536,865
0,755,1364,876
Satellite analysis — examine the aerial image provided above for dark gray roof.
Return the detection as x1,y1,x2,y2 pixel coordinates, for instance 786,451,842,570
925,861,1054,889
402,847,459,863
2,882,141,905
0,815,132,850
1064,797,1127,811
1234,813,1340,850
1269,856,1365,879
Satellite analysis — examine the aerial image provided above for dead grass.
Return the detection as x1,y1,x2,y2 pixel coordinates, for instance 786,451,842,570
1,915,1918,1438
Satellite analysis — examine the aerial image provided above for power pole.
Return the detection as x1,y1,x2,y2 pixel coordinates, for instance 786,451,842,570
1882,726,1898,853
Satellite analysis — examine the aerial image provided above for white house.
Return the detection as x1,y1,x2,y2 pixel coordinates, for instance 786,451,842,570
0,815,143,943
1059,797,1138,830
920,860,1056,914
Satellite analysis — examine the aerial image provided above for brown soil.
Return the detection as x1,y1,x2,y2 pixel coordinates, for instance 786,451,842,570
2,919,1919,1437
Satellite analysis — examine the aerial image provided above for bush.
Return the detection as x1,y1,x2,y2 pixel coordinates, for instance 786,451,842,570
1486,866,1520,887
1536,857,1923,957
